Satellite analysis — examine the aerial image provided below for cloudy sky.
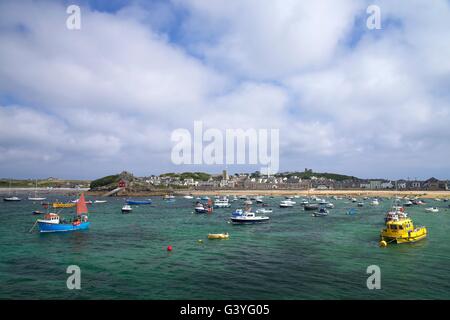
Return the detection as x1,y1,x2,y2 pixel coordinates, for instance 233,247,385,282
0,0,449,180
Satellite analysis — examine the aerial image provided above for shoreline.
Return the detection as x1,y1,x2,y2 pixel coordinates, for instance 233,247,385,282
88,189,450,199
1,187,449,199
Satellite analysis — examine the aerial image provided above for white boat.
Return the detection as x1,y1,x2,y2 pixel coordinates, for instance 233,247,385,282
357,202,364,207
71,199,93,204
279,200,294,208
3,196,21,202
214,198,231,208
371,199,380,206
28,179,46,201
385,208,408,223
403,201,413,207
244,199,253,205
94,200,107,203
183,195,194,199
230,209,269,224
312,208,329,217
425,207,439,213
3,181,21,201
255,196,264,203
324,203,334,209
121,205,132,213
28,197,46,201
256,208,273,214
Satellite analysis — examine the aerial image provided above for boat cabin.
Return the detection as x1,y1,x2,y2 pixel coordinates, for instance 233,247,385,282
42,213,60,224
383,219,415,234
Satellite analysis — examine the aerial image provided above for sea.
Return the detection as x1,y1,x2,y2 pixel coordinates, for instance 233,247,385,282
1,195,450,299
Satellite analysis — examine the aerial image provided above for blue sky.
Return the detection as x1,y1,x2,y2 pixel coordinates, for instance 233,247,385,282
1,0,450,180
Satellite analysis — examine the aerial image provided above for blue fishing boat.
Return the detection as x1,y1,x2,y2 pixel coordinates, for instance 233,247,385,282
34,193,90,233
126,199,152,205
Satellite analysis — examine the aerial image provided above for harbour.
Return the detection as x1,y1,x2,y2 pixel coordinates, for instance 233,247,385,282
1,194,450,299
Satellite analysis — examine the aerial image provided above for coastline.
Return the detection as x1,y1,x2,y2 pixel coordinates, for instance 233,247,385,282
88,189,450,199
2,187,448,199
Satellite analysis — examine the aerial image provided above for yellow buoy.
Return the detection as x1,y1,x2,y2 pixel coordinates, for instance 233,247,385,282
379,240,387,247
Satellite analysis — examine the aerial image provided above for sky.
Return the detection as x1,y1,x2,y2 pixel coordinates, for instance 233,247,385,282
0,0,449,180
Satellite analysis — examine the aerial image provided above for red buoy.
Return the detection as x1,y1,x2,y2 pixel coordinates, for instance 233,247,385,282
167,245,173,252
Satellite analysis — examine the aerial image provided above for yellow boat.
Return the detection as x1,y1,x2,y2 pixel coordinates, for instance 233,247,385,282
52,202,76,208
208,233,229,240
380,218,427,246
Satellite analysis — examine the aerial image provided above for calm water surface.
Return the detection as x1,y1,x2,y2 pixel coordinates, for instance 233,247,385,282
1,195,450,299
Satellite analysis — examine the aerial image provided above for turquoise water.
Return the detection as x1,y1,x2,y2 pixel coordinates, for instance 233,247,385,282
1,196,450,299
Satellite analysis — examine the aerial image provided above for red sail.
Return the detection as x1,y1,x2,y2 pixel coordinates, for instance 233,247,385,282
76,193,88,215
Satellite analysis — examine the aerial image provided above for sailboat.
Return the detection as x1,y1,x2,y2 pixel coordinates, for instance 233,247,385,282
3,180,21,201
35,193,90,233
28,180,46,201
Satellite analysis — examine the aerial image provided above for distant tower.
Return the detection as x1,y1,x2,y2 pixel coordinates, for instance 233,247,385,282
223,169,229,181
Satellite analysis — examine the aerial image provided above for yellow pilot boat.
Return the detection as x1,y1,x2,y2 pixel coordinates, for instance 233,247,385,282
380,218,427,247
208,233,229,240
52,202,76,208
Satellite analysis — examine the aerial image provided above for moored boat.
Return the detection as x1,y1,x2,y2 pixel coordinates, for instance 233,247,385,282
194,200,213,214
304,203,319,211
3,196,21,201
312,207,329,217
52,202,76,208
425,207,439,213
28,180,46,201
230,209,269,224
279,200,294,208
380,218,427,246
35,193,90,233
126,199,152,205
214,198,231,208
256,208,273,214
122,205,132,213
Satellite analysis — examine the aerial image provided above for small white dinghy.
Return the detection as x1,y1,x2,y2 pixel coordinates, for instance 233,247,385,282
256,208,273,214
425,207,439,213
122,204,132,213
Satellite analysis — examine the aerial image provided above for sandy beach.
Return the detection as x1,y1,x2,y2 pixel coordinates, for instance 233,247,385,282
85,189,450,199
2,187,448,199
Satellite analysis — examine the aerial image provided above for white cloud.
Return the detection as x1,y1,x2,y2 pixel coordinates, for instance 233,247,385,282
0,0,449,179
175,0,363,79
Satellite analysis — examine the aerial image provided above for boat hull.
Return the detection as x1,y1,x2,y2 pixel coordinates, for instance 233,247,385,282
126,200,152,205
381,227,427,244
231,217,269,224
38,221,90,233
